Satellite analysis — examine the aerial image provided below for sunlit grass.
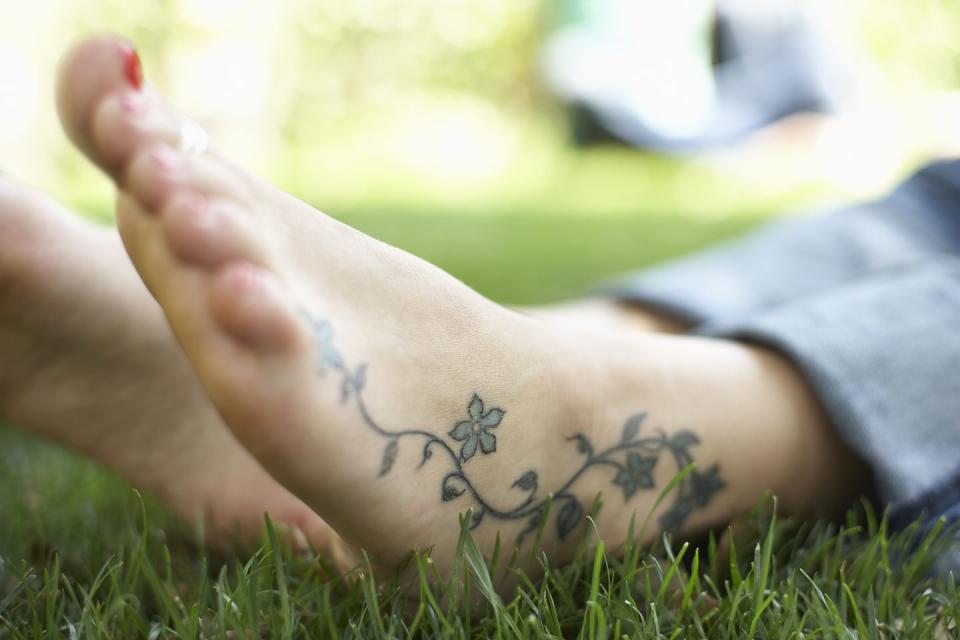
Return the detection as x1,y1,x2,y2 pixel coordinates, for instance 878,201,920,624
1,426,958,637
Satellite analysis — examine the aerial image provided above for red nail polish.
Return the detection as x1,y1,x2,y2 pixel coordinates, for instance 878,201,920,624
119,42,143,90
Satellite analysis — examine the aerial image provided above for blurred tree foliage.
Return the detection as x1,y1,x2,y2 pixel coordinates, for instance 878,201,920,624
57,0,960,131
849,0,960,91
61,0,546,120
35,0,960,218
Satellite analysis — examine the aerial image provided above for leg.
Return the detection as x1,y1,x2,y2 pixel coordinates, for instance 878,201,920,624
0,175,339,554
54,36,869,591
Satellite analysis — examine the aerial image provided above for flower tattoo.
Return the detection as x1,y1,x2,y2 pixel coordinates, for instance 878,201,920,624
448,394,505,462
613,452,658,499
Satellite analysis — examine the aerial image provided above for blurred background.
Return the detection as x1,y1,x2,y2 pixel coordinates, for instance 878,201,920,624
2,0,960,302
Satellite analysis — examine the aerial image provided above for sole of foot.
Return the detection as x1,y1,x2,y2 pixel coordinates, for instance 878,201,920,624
0,174,340,557
55,35,869,591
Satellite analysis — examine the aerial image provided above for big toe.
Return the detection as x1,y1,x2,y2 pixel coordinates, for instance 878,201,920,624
55,35,188,182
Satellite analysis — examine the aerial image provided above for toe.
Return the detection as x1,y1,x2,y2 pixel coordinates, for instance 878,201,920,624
55,36,138,157
124,142,252,212
0,177,61,251
57,36,266,220
56,36,178,178
208,262,306,352
87,88,183,178
0,177,76,295
114,191,169,296
116,194,259,388
56,35,227,193
117,193,279,352
162,193,269,267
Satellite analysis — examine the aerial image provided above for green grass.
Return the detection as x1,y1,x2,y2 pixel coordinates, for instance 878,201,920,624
1,208,958,637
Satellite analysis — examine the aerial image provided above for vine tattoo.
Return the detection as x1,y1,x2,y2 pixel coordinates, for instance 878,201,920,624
308,314,725,543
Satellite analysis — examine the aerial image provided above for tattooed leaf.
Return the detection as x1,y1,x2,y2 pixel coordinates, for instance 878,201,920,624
379,439,398,477
568,433,593,457
441,473,467,502
353,364,367,392
556,498,584,540
669,430,699,450
534,507,548,526
517,507,547,545
469,508,485,529
312,319,333,341
418,440,436,468
442,485,463,502
512,470,539,492
323,345,343,370
622,413,647,443
517,519,538,545
659,500,693,533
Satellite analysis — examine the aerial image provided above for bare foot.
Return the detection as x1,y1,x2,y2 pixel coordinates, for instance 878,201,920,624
0,176,337,554
56,36,869,590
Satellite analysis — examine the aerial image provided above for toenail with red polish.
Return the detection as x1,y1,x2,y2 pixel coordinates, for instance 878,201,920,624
120,42,143,90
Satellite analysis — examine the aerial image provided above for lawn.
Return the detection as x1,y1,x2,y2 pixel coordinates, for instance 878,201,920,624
1,194,958,637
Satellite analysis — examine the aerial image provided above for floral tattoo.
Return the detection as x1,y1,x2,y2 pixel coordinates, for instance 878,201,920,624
449,395,503,461
307,313,725,542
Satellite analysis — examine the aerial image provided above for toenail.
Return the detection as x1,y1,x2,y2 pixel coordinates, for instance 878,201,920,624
120,93,147,115
187,196,216,228
119,42,144,90
150,147,180,172
186,194,208,214
230,263,260,294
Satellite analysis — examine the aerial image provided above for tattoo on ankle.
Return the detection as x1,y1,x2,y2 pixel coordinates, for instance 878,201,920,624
307,313,725,543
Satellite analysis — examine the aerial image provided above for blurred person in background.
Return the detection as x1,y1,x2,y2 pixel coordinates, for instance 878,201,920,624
539,0,960,184
541,0,848,151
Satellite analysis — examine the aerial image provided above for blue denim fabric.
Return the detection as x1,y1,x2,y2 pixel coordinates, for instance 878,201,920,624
598,160,960,550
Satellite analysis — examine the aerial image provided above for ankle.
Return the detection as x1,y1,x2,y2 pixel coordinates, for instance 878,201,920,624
735,344,871,518
563,332,867,538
